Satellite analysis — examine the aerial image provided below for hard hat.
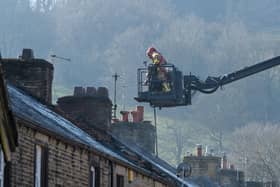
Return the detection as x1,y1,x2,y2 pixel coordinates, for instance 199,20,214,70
146,47,157,58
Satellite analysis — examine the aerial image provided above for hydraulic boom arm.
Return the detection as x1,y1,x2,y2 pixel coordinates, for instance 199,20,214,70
186,56,280,94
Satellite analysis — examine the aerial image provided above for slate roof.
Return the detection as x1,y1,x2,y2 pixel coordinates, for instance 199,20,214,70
7,84,197,187
109,135,198,187
8,84,135,165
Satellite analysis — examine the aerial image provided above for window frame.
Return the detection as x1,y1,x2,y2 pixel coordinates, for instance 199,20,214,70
34,144,48,187
90,165,100,187
34,145,42,187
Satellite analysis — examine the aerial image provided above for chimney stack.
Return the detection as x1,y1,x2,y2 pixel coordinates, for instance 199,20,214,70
0,49,53,104
57,86,112,132
197,144,202,157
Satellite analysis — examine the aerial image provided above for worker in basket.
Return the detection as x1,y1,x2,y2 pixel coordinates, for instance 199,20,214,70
145,47,171,92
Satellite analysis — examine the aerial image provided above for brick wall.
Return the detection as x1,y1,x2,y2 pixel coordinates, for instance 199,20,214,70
111,121,156,154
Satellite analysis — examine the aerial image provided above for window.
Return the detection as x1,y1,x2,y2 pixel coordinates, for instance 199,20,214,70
35,145,42,187
34,145,48,187
116,175,124,187
109,161,114,187
127,169,133,183
90,166,100,187
0,147,5,187
90,166,95,187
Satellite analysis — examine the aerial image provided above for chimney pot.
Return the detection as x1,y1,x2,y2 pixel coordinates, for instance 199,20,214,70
197,144,202,157
21,48,34,61
74,86,85,96
136,106,144,122
86,87,97,96
120,111,129,122
131,111,139,123
222,153,228,169
97,87,108,97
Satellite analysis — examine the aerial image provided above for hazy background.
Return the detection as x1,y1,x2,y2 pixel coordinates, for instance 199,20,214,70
2,0,280,181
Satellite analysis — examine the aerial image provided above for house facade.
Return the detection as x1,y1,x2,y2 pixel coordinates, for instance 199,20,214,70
182,145,244,187
0,49,191,187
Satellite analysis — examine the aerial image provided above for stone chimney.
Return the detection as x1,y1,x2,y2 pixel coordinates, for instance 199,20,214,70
0,49,53,104
57,86,112,132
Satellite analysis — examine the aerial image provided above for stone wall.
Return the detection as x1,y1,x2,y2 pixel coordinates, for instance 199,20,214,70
184,155,221,182
57,86,112,133
1,50,53,104
111,121,156,154
10,121,91,187
219,169,244,187
8,119,169,187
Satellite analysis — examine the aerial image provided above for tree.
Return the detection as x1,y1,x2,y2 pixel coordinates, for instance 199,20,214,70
158,117,212,166
229,123,280,184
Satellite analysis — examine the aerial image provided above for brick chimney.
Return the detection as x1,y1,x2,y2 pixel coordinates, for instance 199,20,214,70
57,86,112,132
0,49,53,104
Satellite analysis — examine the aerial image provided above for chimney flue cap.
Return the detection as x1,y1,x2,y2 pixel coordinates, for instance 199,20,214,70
97,87,108,97
21,48,34,61
196,144,203,157
74,86,85,96
86,87,97,96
